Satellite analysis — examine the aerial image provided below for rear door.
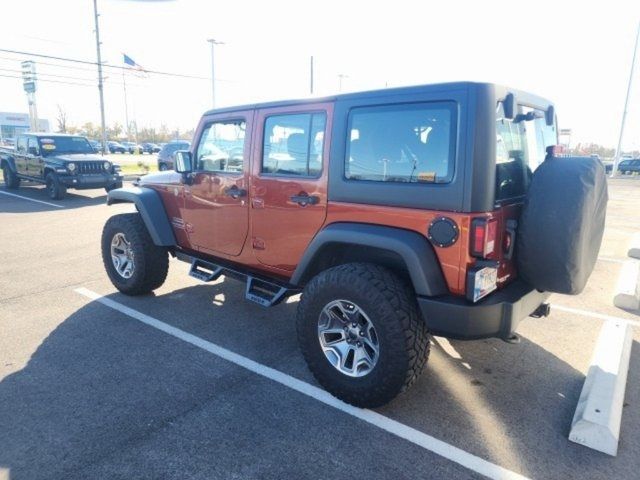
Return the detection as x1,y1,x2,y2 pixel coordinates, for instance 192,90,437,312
250,103,332,271
182,112,252,256
14,136,28,175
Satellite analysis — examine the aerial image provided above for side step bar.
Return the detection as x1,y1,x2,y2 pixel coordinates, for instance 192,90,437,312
182,253,295,307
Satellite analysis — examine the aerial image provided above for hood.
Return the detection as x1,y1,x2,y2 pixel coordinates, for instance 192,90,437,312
138,171,183,186
52,153,107,162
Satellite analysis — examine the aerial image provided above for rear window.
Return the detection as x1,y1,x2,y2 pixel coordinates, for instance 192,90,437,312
345,102,456,184
495,103,557,201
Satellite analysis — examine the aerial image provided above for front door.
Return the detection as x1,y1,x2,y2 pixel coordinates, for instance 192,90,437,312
250,104,332,271
182,112,252,256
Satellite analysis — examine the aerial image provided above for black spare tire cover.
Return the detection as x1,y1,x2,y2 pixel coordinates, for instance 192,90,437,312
516,156,608,294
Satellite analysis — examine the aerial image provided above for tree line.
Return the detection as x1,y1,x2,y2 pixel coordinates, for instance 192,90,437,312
55,105,194,144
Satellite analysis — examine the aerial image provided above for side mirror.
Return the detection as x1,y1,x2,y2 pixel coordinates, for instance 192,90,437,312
28,146,39,156
503,93,516,120
545,105,555,126
174,150,193,173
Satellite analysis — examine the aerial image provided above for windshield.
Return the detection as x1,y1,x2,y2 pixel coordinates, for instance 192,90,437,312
495,103,557,201
38,136,94,156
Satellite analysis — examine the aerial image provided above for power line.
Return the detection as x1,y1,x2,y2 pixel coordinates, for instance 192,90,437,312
0,47,210,80
0,73,96,88
0,64,147,88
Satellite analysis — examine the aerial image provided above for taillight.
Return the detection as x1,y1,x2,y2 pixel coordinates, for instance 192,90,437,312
470,218,498,259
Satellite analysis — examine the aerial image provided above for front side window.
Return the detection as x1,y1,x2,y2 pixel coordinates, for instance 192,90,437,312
196,120,246,173
346,103,455,183
262,113,326,177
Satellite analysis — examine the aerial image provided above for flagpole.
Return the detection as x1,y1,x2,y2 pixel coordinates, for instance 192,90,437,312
122,66,130,142
612,20,640,177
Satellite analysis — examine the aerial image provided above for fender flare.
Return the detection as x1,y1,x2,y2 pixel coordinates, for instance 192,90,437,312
107,187,176,246
0,155,17,172
291,223,448,297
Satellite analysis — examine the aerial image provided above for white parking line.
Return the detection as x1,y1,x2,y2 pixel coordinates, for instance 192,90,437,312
74,287,530,480
0,189,63,208
551,303,640,328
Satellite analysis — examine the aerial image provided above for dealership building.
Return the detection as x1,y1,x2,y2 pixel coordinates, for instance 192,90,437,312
0,111,50,141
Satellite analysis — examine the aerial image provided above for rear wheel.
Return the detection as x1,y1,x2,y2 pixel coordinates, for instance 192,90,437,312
45,172,66,200
101,213,169,295
2,165,20,189
296,263,430,408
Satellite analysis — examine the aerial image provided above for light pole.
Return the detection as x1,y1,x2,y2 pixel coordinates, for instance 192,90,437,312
612,21,640,177
207,38,224,108
93,0,108,155
338,73,349,92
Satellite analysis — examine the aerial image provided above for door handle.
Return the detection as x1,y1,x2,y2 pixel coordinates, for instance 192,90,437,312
290,192,320,206
225,185,247,199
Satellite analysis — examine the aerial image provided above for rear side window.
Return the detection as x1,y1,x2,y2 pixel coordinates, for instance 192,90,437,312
345,102,456,183
262,113,326,177
16,136,27,153
495,103,556,201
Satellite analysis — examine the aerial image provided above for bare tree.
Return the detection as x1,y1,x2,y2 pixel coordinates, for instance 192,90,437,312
56,105,68,133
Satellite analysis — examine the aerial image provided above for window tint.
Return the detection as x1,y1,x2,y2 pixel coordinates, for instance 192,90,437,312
196,119,245,173
345,103,455,183
262,113,326,176
495,103,557,201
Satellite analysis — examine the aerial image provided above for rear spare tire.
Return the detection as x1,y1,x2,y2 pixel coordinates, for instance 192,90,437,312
516,156,608,294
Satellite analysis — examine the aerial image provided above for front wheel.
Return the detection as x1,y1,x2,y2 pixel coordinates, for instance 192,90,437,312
45,172,66,200
158,163,168,171
296,263,431,408
2,165,21,189
101,213,169,295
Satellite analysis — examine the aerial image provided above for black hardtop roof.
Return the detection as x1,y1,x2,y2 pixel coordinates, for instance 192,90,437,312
202,81,553,116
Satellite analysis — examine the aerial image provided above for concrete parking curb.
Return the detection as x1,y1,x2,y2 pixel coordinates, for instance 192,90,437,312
569,320,633,456
613,260,640,311
629,233,640,260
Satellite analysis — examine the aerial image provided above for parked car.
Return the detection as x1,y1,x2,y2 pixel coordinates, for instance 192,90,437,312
157,141,190,170
88,139,102,154
100,82,607,408
617,158,640,174
1,133,122,199
141,142,160,154
107,141,126,154
120,141,141,154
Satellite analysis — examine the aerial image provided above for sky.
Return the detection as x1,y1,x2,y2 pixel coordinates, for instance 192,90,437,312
0,0,639,149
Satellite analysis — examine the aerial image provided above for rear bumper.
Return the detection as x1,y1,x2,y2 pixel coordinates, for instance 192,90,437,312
417,280,550,340
59,173,122,190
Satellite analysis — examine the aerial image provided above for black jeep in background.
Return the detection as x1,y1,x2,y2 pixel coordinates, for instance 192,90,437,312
0,133,123,200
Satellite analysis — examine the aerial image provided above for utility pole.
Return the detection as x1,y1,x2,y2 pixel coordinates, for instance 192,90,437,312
612,20,640,177
310,56,314,95
207,38,224,109
93,0,108,155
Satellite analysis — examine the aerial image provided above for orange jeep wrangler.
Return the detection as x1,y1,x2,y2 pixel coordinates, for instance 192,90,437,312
101,82,608,407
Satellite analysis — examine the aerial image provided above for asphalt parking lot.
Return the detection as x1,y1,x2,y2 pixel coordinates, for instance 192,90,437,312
1,178,639,480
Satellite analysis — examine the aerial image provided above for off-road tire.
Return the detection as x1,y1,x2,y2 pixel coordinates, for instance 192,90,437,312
45,172,66,200
296,263,431,408
2,165,20,189
101,213,169,295
105,181,123,193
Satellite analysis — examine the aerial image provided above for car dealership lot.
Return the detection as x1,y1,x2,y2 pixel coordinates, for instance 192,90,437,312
1,179,639,480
